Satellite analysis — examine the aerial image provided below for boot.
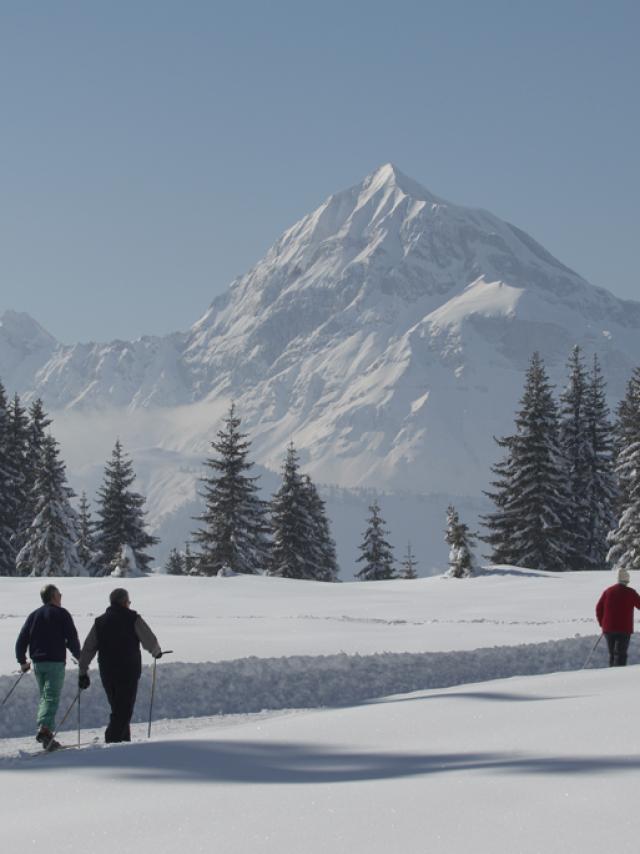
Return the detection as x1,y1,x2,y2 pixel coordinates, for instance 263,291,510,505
36,726,61,751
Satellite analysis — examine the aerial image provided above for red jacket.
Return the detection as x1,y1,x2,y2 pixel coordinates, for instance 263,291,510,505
596,584,640,634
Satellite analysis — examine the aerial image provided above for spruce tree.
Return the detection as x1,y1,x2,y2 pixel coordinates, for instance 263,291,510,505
482,352,572,571
94,439,158,575
301,475,339,581
399,542,418,579
607,368,640,569
269,443,314,579
23,398,52,541
6,393,30,551
192,404,270,575
184,542,199,575
446,505,476,578
559,346,590,569
0,382,17,575
76,491,98,573
583,354,617,568
165,547,185,576
16,435,85,577
355,500,395,580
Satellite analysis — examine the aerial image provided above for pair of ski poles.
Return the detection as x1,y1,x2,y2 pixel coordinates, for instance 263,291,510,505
2,652,173,748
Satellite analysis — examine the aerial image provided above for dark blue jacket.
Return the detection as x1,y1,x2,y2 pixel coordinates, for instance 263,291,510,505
15,604,81,664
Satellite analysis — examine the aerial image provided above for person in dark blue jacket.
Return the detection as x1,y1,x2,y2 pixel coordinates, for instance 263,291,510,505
15,584,81,750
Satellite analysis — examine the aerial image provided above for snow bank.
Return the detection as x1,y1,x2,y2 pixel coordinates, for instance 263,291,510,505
0,634,615,738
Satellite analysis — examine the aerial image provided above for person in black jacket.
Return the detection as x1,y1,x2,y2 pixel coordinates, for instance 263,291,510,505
15,584,82,750
78,587,163,743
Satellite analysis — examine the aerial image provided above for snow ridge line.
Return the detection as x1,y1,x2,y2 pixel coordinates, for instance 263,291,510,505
0,634,619,739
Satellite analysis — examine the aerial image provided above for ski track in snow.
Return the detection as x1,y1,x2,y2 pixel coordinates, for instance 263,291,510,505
0,633,617,741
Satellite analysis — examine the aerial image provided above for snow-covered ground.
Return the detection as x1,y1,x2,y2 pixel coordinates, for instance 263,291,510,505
1,569,635,853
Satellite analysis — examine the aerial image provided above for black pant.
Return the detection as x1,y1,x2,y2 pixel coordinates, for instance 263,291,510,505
99,669,139,742
605,633,631,667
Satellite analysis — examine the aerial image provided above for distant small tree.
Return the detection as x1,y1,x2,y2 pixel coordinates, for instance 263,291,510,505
607,368,640,570
445,505,476,578
355,501,395,581
399,542,418,579
184,542,199,576
165,547,185,576
76,491,98,574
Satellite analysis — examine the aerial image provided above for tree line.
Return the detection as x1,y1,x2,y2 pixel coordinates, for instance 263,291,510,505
2,343,639,580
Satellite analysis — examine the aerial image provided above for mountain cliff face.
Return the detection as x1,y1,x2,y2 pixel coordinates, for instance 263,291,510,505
2,163,640,552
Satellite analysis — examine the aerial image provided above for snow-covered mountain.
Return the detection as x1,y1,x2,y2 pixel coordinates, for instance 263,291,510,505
2,164,640,568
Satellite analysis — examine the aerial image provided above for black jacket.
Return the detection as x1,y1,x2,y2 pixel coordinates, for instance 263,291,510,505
15,604,81,664
95,605,143,679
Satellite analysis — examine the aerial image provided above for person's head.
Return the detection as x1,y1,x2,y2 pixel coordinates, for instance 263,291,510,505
109,588,131,608
40,584,61,606
617,567,630,585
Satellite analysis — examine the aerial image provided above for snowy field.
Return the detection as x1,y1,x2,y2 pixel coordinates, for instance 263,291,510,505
1,568,637,853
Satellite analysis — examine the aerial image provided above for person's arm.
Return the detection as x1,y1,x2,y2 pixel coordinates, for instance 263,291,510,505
63,610,82,660
78,624,99,676
595,593,605,627
135,616,162,658
15,613,33,666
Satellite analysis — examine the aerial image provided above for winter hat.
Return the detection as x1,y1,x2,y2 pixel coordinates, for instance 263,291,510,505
616,567,630,585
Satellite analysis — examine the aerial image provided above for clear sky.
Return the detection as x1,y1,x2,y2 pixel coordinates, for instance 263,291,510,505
1,0,638,343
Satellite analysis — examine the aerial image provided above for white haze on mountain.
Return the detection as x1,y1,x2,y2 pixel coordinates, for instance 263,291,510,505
2,164,640,574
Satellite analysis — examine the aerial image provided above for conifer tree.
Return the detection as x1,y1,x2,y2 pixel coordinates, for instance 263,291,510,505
76,491,98,573
0,382,17,575
165,547,185,576
583,354,617,568
482,352,572,571
6,393,29,550
16,435,85,577
23,398,52,540
607,368,640,569
269,443,314,579
559,346,590,569
184,542,199,576
94,439,158,575
301,475,340,581
399,542,418,579
192,404,270,575
355,500,395,580
446,505,476,578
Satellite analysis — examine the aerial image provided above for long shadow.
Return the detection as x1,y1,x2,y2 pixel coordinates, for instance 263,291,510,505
2,740,639,784
366,690,577,705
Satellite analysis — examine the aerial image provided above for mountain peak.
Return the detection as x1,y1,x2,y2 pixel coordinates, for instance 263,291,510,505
0,310,57,348
363,162,445,205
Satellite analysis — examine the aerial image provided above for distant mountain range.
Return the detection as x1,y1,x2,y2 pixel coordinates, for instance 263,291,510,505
2,164,639,572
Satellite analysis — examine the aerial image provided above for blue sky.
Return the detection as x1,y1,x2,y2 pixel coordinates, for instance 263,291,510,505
1,0,638,343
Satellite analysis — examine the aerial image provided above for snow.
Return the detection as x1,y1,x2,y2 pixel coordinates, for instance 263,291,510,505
1,568,639,853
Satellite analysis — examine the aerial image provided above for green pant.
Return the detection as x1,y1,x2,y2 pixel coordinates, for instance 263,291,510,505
33,662,66,730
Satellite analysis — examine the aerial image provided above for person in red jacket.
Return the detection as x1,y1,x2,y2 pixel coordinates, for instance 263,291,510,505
596,568,640,666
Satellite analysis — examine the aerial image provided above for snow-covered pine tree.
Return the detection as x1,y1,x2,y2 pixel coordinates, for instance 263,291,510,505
165,547,185,575
301,475,339,581
94,439,158,575
583,354,617,568
445,505,476,578
399,542,418,579
192,404,270,575
23,398,52,545
558,346,591,569
606,367,640,570
355,500,395,581
268,443,314,579
184,542,199,575
0,382,17,575
482,352,572,571
76,491,98,573
16,435,85,577
6,393,30,552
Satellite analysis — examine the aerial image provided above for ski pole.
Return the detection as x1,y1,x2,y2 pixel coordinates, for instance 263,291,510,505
147,650,173,739
46,690,80,751
1,670,28,708
582,634,603,669
77,684,81,748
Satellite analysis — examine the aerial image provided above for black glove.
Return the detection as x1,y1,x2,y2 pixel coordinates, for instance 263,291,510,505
20,661,31,673
153,651,163,659
78,674,90,690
